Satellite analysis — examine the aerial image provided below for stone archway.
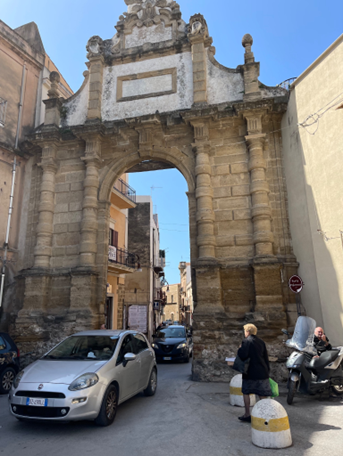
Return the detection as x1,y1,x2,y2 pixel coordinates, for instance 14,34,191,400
12,0,300,381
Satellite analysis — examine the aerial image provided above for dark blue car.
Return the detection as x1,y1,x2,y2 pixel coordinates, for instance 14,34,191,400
151,326,193,363
0,332,20,394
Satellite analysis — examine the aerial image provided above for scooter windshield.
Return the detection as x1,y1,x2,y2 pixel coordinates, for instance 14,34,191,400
286,316,316,351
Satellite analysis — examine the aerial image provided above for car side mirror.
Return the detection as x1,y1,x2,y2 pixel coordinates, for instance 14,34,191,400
123,352,136,367
281,329,290,336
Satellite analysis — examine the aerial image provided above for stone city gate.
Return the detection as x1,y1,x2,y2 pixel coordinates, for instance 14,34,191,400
13,0,299,381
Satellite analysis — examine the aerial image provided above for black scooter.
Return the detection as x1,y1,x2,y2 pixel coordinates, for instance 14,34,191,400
283,317,343,404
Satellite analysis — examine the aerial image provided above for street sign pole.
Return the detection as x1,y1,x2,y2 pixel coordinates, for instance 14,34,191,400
288,275,304,316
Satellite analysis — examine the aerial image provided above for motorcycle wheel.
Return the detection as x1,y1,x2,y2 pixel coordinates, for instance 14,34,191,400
287,380,297,405
332,384,343,395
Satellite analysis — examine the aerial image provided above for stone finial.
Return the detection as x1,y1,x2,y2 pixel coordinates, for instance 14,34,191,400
242,33,255,64
48,71,60,98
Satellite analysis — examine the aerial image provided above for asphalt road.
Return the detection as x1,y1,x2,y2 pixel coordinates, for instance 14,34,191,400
0,362,342,456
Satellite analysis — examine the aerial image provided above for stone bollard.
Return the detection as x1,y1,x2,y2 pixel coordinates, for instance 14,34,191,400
229,374,257,407
251,399,292,449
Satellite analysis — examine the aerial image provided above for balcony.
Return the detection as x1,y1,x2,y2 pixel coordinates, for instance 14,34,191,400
108,246,137,274
154,250,166,273
111,178,136,209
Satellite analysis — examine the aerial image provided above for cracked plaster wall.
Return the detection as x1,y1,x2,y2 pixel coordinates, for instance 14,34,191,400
206,56,244,105
64,79,89,127
102,52,193,121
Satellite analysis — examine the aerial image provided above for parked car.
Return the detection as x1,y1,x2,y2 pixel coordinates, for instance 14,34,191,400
0,332,20,394
9,330,157,426
151,325,193,363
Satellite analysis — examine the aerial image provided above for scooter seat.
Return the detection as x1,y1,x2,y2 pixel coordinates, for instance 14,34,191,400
308,350,339,370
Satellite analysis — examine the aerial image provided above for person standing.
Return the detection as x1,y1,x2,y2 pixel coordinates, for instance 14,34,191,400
237,324,272,422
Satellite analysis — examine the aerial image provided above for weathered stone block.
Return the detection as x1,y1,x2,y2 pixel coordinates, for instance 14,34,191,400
231,163,249,174
55,203,69,213
216,197,250,211
233,209,251,220
214,209,233,222
55,183,71,193
213,187,231,198
66,171,85,183
54,224,68,234
68,223,81,232
69,202,83,212
54,232,80,247
52,246,66,257
71,182,84,191
232,185,250,197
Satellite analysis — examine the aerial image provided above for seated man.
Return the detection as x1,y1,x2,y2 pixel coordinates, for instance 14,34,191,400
314,327,332,354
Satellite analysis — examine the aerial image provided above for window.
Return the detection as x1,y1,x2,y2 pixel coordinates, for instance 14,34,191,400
109,229,118,248
116,335,134,365
133,333,148,354
171,295,173,303
0,336,6,350
0,98,7,127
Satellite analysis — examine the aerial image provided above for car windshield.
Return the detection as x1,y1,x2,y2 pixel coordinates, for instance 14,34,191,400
156,328,186,339
43,336,119,361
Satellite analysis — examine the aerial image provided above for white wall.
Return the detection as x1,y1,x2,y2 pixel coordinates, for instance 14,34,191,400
282,35,343,345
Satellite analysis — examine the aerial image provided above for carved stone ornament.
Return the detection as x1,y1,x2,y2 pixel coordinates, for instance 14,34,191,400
86,36,104,58
111,34,121,54
188,13,209,39
118,0,180,30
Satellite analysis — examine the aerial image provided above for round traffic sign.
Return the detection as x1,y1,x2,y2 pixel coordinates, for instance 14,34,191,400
288,275,303,293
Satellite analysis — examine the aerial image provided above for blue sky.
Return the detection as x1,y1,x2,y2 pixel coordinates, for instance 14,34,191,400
1,0,342,283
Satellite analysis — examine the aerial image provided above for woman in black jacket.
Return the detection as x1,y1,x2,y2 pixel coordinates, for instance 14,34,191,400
237,324,272,422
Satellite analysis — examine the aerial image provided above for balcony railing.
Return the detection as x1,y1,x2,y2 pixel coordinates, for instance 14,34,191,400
113,178,136,203
277,77,297,90
108,246,137,269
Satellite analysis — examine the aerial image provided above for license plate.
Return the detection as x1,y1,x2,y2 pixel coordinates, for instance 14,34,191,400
26,398,48,407
163,357,172,361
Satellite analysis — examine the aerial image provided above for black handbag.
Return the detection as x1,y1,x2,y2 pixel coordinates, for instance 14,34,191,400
232,354,250,375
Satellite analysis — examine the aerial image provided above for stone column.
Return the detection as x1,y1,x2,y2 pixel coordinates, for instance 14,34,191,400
188,14,212,106
86,48,104,120
79,138,101,267
245,131,274,257
191,120,216,260
34,145,58,268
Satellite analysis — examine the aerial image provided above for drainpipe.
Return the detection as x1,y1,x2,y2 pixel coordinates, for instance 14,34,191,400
0,157,17,312
0,63,26,315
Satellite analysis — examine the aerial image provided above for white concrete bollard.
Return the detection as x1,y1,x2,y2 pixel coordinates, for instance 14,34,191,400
229,374,257,407
251,399,292,449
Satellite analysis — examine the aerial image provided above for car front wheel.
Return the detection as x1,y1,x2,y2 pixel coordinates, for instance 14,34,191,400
95,384,118,426
144,368,157,396
0,367,16,394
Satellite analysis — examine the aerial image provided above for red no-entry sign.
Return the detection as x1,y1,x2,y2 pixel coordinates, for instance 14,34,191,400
288,275,304,293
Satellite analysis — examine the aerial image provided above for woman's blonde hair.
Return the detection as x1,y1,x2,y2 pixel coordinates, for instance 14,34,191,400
243,324,258,335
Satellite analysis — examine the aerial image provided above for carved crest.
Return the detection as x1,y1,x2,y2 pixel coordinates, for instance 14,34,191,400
188,13,209,39
86,36,104,58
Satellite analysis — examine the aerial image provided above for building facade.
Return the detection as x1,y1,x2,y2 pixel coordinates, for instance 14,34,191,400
106,173,138,329
6,0,300,381
282,34,343,346
124,196,165,339
162,283,180,323
0,20,72,329
179,261,193,325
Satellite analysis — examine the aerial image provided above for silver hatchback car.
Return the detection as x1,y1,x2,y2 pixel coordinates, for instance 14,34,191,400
9,330,157,426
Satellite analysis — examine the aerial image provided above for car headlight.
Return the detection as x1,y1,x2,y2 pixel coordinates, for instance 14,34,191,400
177,343,186,349
68,373,99,391
13,371,24,389
152,343,158,348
